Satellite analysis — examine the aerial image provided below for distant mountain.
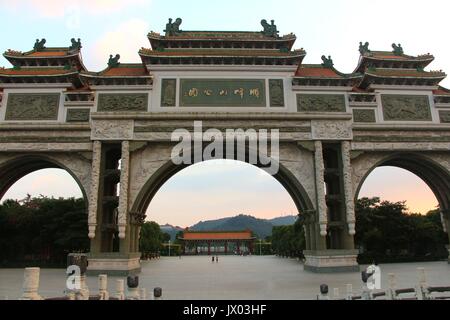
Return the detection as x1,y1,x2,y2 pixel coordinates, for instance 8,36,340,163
269,215,298,226
188,214,298,239
160,224,184,241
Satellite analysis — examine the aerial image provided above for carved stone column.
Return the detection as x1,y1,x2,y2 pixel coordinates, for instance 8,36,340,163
130,211,146,253
341,141,356,236
88,141,102,239
118,141,130,239
441,210,449,233
314,141,327,237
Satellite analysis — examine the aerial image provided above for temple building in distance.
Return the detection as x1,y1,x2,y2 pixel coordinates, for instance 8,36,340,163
178,230,256,255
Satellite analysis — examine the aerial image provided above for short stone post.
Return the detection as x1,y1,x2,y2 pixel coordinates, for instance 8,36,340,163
140,288,147,300
98,274,109,300
345,284,353,300
22,268,42,300
317,284,330,300
333,288,340,300
361,271,373,300
416,268,430,300
153,287,163,300
66,253,89,300
387,273,397,300
127,276,140,300
115,280,125,300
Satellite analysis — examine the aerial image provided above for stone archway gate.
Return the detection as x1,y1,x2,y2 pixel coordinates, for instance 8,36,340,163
1,19,449,275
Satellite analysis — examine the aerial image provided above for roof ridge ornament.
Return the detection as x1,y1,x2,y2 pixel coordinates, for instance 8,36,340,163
108,54,120,68
164,18,182,36
69,38,82,51
33,38,46,51
359,42,370,55
321,55,334,68
261,19,279,38
392,43,404,55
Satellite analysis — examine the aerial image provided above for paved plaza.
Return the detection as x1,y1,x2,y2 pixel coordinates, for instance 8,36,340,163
1,256,450,300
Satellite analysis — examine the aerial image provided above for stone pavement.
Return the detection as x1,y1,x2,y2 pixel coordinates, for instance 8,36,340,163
1,256,449,300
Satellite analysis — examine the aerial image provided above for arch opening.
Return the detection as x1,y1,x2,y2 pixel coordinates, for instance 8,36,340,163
0,156,89,267
355,153,450,263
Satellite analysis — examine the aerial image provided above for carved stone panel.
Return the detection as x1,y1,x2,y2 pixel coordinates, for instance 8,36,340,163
179,79,266,107
297,94,346,112
97,93,148,112
353,109,376,123
66,109,90,122
91,120,134,140
439,110,450,123
161,79,176,107
269,79,284,107
381,94,432,121
5,93,60,121
311,120,353,140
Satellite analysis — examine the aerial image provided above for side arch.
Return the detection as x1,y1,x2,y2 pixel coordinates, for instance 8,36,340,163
353,152,450,211
0,154,90,204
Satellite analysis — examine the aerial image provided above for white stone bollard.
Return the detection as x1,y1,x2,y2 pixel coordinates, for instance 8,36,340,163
416,268,429,300
22,268,42,300
98,274,109,300
387,273,397,300
346,284,353,300
115,279,125,300
333,288,340,300
140,288,147,300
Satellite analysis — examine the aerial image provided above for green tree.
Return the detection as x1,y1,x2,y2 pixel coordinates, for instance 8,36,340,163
139,221,163,258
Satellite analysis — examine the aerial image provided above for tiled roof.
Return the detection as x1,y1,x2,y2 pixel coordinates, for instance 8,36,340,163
295,65,342,78
0,67,77,76
181,231,254,241
139,48,303,57
101,65,149,77
364,51,434,61
366,69,446,78
433,87,450,95
27,51,69,57
149,31,295,41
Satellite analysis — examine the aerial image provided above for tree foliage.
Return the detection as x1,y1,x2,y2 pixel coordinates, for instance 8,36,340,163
0,196,89,267
271,215,305,258
355,197,448,263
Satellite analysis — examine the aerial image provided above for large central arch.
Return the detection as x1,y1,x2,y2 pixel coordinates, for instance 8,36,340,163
130,150,315,217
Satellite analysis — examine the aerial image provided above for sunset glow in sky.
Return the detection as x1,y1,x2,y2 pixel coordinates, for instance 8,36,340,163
0,0,446,226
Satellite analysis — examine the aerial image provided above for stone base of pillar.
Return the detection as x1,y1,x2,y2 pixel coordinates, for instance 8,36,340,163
303,250,360,273
447,246,450,264
87,253,141,276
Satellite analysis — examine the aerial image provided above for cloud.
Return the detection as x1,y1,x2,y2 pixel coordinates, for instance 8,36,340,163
2,0,150,18
88,18,150,70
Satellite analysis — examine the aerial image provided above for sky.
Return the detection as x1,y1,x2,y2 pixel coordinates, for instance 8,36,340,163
0,0,445,225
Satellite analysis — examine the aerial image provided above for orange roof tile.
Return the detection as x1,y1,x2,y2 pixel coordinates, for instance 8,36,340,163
367,69,446,78
27,51,68,57
102,67,148,76
182,231,254,241
140,48,302,57
295,66,340,78
0,68,75,75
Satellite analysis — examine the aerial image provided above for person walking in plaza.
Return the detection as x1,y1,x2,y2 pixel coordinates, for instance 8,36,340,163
216,256,219,263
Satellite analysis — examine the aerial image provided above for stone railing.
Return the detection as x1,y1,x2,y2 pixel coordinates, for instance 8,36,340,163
20,267,163,301
316,267,450,300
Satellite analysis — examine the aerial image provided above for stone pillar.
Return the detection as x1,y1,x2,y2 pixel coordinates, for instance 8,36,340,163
314,141,328,238
341,141,356,237
118,141,130,239
98,274,109,300
22,268,42,300
115,279,125,300
88,141,102,240
304,224,311,251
